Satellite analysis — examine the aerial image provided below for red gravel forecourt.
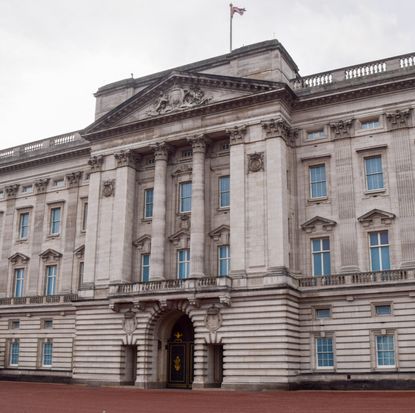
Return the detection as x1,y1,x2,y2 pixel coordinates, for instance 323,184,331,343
1,381,415,413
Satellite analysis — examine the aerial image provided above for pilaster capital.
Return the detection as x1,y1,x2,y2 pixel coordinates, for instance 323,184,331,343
65,171,83,187
261,118,291,141
34,178,50,194
150,142,172,161
187,134,210,154
114,149,137,168
226,125,247,146
329,118,354,139
386,108,413,130
88,155,104,172
5,184,19,198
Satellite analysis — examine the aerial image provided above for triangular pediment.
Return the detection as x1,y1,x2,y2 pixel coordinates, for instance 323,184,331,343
133,234,151,251
84,71,283,136
74,244,85,258
9,252,30,264
358,209,395,226
301,216,337,233
209,225,230,243
168,229,190,248
39,248,62,261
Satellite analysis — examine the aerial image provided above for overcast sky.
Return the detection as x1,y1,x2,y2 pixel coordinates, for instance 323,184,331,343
0,0,414,150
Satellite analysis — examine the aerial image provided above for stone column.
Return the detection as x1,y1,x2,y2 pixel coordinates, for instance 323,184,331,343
262,119,291,274
227,126,247,276
149,143,170,281
189,135,208,278
110,150,136,284
82,155,104,291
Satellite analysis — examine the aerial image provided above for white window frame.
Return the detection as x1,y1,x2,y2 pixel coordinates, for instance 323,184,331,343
311,238,331,276
18,211,30,240
179,182,192,213
9,339,20,367
314,335,335,370
177,249,190,279
375,334,396,368
45,265,57,296
218,245,230,276
369,230,390,271
49,206,62,236
144,188,154,219
14,268,25,297
309,164,327,199
219,176,230,209
364,155,384,191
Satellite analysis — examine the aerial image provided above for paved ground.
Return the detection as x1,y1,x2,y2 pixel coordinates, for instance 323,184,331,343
1,381,415,413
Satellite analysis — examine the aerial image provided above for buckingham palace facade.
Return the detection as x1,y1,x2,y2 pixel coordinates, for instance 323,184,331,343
0,40,415,390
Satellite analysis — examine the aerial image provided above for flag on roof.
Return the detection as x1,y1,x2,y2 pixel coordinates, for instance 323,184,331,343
231,5,246,17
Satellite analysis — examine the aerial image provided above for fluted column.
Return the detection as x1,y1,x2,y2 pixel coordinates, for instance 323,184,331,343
149,143,170,281
189,135,208,278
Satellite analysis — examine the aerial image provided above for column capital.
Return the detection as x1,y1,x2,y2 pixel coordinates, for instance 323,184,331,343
187,135,210,153
386,108,413,130
34,178,50,194
329,118,354,139
114,150,138,168
88,155,104,172
261,118,293,144
226,125,247,146
150,142,172,161
5,184,19,198
65,171,83,187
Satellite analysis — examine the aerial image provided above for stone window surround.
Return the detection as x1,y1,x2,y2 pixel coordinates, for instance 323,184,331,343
304,229,335,278
303,125,329,144
8,319,20,330
46,201,65,238
15,206,33,242
5,337,20,368
312,305,333,320
41,318,54,329
371,301,393,317
370,329,399,371
355,114,385,135
310,331,336,371
80,197,88,232
39,250,62,296
37,337,53,369
301,155,331,205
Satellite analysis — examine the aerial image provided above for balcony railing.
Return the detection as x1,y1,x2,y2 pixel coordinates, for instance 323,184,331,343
109,277,231,296
298,269,414,289
0,294,78,306
291,52,415,90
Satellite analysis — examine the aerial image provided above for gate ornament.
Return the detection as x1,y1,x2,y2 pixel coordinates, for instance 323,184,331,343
205,305,223,332
174,355,181,372
122,311,137,335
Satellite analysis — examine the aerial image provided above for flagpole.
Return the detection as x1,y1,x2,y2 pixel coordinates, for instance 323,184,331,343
229,3,233,52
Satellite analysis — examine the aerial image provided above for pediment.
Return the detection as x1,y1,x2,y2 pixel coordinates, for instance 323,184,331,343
84,71,282,136
74,244,85,258
133,234,151,251
168,229,190,248
39,248,62,261
9,252,30,264
301,216,337,233
358,209,395,227
209,225,230,243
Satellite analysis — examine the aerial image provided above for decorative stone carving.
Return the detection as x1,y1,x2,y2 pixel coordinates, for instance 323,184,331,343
209,225,230,244
179,215,191,230
133,234,151,252
169,229,190,248
188,135,209,154
8,252,30,265
150,142,171,162
102,179,115,197
147,85,212,117
247,152,264,173
188,297,200,308
114,150,136,167
5,184,19,198
34,178,50,194
301,216,337,233
357,209,396,228
39,248,62,262
219,294,231,307
261,118,292,144
122,310,137,335
88,155,104,171
65,171,83,187
330,119,354,139
386,108,412,130
226,125,247,146
74,245,85,259
205,305,223,332
172,164,192,177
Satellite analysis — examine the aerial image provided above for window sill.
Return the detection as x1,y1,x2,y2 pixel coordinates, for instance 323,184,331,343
141,217,153,223
47,234,61,240
16,239,28,244
364,189,386,197
307,196,329,205
217,207,230,214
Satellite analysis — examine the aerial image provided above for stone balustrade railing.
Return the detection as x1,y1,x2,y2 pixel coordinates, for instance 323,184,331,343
0,131,86,164
291,52,415,90
0,294,78,306
109,276,231,296
298,269,414,289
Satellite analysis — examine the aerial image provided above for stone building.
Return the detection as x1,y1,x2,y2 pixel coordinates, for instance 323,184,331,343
0,40,414,389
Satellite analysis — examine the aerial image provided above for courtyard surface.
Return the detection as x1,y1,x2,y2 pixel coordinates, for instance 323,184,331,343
1,381,415,413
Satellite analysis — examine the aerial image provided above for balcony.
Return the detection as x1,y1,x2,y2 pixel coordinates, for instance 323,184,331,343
0,294,78,306
298,269,415,290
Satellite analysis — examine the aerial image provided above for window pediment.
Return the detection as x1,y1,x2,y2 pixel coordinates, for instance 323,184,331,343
358,209,395,227
301,216,337,233
9,252,30,265
209,225,230,244
168,229,190,248
133,234,151,252
39,249,62,262
74,245,85,259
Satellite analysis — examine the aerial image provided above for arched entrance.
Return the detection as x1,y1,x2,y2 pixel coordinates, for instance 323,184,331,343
166,314,194,388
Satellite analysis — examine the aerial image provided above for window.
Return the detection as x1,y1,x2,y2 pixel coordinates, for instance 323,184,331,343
182,149,192,158
50,207,61,235
376,335,395,367
79,261,84,285
361,119,380,129
9,339,20,366
177,249,190,279
375,304,392,316
42,319,53,329
82,201,88,231
219,176,230,208
141,254,150,282
315,308,331,319
18,212,30,239
312,238,331,276
144,188,154,219
45,265,57,296
309,165,327,198
10,320,20,329
365,156,384,191
179,182,192,213
53,179,64,188
369,231,390,271
307,129,325,140
316,337,334,368
218,245,230,276
0,190,4,199
14,268,24,297
42,339,53,367
22,185,33,194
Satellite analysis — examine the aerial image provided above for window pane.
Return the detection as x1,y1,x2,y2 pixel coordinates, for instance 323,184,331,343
313,254,322,276
142,254,150,282
369,232,378,246
144,189,153,218
322,238,330,250
323,252,331,275
312,239,321,252
310,165,327,198
219,176,230,208
365,156,384,190
371,248,381,271
46,266,57,296
10,341,19,365
43,341,53,366
316,337,334,368
180,183,192,212
380,231,389,245
316,308,331,319
375,305,391,316
381,246,390,270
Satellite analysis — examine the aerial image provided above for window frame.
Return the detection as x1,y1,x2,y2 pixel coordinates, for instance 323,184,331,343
375,334,396,368
309,164,327,200
81,200,88,232
18,211,30,240
315,336,335,369
45,265,57,296
364,155,384,192
307,128,326,141
360,118,381,130
42,339,53,368
144,188,154,219
49,205,62,236
179,181,192,213
218,175,230,209
177,248,190,279
14,268,25,298
141,253,150,282
218,245,230,277
369,230,390,271
311,237,331,276
373,303,392,317
9,339,20,367
314,307,332,320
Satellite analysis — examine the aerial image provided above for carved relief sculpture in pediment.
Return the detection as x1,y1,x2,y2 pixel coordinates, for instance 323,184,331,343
226,125,247,146
34,178,50,194
88,155,104,172
5,184,19,198
386,108,413,130
330,119,354,139
301,216,337,234
66,171,83,187
146,85,212,117
9,252,30,265
357,209,396,228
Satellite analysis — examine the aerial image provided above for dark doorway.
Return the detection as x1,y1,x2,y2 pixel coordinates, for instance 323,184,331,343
207,344,223,387
167,314,194,389
122,345,137,385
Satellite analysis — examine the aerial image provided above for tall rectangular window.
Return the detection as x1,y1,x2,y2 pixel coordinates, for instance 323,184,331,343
218,245,230,276
316,337,334,368
14,268,24,297
42,340,53,367
376,335,395,367
141,254,150,282
177,249,190,279
309,165,327,198
369,231,390,271
10,340,20,366
50,207,61,235
179,182,192,213
365,156,384,191
312,238,331,276
79,261,84,285
144,188,154,218
45,265,57,296
82,202,88,231
219,176,230,208
18,212,30,239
